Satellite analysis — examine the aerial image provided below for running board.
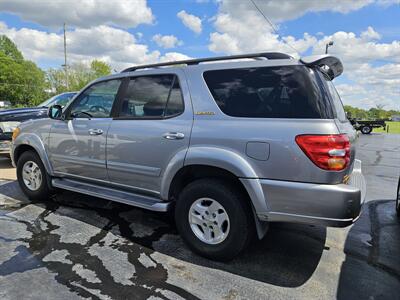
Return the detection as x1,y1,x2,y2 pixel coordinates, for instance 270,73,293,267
52,178,171,212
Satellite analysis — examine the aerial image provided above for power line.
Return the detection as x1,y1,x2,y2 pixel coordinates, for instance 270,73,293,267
249,0,300,55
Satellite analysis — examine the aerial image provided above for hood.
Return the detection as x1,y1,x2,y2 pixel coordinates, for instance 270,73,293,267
0,106,47,122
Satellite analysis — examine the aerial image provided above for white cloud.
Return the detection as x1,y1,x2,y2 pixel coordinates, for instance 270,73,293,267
152,34,183,49
159,52,191,62
361,26,381,40
177,10,202,34
207,0,400,109
0,0,154,28
0,22,189,72
216,0,389,24
208,8,315,56
312,29,400,67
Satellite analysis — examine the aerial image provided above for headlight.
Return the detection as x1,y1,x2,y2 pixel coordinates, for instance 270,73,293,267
0,121,20,132
12,127,20,141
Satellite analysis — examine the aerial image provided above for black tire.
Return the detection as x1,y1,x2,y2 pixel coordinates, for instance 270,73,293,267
175,178,254,261
361,126,372,134
16,151,53,201
396,177,400,216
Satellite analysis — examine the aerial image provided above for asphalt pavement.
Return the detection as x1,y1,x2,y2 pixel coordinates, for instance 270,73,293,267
0,133,399,300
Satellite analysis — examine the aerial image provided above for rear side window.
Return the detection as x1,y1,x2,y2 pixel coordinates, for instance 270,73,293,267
119,75,184,118
324,79,347,122
203,66,333,119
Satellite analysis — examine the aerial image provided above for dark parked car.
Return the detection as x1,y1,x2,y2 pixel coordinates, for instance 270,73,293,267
0,92,77,156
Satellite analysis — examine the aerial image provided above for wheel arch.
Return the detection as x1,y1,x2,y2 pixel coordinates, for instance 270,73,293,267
165,163,269,239
13,134,53,175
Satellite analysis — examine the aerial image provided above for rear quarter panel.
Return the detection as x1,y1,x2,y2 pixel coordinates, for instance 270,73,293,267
185,61,354,184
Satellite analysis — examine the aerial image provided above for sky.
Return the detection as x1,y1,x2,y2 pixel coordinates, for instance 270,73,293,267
0,0,399,110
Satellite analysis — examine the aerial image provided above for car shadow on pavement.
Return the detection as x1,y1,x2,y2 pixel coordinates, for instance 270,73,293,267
336,200,400,299
0,180,326,289
0,157,13,169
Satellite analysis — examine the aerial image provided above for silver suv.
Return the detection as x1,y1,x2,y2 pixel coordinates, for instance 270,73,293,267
11,52,366,261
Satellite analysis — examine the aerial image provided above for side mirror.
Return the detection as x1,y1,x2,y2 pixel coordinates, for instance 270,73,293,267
48,105,63,120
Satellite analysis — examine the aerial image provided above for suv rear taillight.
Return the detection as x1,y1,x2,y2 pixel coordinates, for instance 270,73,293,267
295,134,350,171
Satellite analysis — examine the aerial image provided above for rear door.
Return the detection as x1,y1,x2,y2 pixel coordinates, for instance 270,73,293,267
106,71,192,194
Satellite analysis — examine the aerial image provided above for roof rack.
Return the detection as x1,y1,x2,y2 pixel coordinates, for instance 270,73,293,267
121,52,292,73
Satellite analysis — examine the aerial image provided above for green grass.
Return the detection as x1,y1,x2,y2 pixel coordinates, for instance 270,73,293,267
374,121,400,134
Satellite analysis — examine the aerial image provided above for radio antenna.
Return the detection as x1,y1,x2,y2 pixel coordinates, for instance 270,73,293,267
249,0,300,55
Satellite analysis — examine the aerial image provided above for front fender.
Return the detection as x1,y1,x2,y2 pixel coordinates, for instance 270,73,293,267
12,132,53,175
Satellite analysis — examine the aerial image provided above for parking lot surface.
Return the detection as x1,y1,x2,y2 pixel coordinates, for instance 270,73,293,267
0,133,399,300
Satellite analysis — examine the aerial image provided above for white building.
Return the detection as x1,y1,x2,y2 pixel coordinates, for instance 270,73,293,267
392,115,400,121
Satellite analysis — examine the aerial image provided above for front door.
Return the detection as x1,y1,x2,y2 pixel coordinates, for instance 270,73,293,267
49,79,122,181
106,72,192,194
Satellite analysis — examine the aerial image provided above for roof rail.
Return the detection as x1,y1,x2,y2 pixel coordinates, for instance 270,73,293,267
121,52,292,73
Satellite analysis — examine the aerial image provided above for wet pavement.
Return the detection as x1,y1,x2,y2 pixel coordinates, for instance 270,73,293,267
0,133,399,299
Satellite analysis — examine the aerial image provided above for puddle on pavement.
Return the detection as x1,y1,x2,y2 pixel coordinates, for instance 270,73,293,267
0,182,200,300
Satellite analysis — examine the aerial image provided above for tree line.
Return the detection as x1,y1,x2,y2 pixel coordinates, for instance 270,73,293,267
1,34,399,117
0,35,111,107
344,105,399,120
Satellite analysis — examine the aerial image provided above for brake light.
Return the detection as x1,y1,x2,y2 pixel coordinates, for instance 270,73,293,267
295,134,350,171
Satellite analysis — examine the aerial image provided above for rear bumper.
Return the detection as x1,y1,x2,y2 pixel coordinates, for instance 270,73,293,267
252,159,366,227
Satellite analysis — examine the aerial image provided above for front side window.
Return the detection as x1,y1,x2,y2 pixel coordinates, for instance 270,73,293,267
70,80,121,118
119,75,184,118
203,66,333,119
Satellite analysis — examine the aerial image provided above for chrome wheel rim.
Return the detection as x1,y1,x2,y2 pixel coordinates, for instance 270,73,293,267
22,161,42,191
188,198,230,245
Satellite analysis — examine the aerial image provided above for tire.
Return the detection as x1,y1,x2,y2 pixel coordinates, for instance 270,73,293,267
361,126,372,134
175,178,254,261
396,177,400,216
16,151,53,201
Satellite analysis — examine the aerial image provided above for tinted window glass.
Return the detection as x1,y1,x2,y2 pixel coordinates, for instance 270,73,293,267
204,66,333,119
52,93,76,107
119,75,183,118
165,78,184,116
325,80,347,122
70,80,121,118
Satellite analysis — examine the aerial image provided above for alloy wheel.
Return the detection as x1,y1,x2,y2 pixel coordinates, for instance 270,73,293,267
188,198,230,245
22,160,43,191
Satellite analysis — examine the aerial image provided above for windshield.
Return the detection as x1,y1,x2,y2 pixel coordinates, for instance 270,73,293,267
38,92,76,108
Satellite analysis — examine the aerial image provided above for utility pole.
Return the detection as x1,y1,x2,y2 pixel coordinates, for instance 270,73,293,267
63,23,69,89
325,41,334,54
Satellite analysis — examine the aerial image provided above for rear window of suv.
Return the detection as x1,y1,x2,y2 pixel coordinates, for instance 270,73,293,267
203,66,334,119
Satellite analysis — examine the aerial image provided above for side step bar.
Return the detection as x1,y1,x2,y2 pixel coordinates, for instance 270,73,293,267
52,178,171,212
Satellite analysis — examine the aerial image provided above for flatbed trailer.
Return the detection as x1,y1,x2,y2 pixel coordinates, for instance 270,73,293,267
350,119,386,134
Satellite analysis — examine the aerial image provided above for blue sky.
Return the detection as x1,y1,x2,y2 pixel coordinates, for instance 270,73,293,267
0,0,399,109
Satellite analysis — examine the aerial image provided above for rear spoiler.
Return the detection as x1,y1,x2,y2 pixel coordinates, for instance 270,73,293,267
300,55,343,80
